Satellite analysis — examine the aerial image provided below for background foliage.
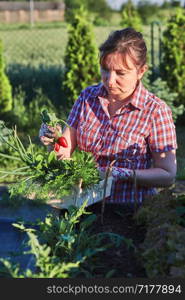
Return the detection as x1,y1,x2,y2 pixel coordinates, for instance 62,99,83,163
62,7,100,107
120,0,142,31
0,39,12,114
161,8,185,106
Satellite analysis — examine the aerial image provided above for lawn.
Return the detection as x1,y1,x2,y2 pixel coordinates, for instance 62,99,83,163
0,24,160,67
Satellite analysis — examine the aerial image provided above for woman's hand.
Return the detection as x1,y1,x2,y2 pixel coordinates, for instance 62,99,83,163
39,124,70,159
39,123,62,147
112,167,134,180
39,123,77,160
98,166,134,181
55,146,71,160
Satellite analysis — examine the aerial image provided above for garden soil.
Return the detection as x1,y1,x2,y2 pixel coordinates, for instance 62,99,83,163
83,201,147,278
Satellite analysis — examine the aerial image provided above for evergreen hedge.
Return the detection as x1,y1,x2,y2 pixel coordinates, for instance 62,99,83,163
0,39,12,114
62,7,100,107
161,8,185,105
120,0,142,31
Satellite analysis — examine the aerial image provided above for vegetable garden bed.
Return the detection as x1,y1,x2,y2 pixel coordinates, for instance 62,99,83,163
80,202,147,278
0,185,185,278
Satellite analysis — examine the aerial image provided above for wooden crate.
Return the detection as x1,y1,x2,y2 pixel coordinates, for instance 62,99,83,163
47,176,113,210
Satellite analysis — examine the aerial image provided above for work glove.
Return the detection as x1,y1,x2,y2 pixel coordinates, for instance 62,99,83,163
98,166,133,181
39,123,50,139
39,123,62,146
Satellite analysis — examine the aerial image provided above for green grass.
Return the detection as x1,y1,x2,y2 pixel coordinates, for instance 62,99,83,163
0,27,68,66
0,24,162,67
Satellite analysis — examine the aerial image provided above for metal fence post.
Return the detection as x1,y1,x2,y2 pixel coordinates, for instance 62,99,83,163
29,0,34,27
150,20,162,80
151,22,154,76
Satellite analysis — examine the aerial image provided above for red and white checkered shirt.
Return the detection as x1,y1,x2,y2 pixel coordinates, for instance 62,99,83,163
67,81,177,204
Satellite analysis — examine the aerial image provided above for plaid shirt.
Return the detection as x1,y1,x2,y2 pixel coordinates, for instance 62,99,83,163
67,82,177,204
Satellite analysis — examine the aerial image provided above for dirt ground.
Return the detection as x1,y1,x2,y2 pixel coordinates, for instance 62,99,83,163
83,202,147,278
74,180,185,278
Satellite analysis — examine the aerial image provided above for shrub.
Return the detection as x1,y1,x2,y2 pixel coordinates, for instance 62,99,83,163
135,191,185,278
1,87,58,138
0,39,12,114
142,70,184,122
62,7,100,107
137,0,161,25
10,87,28,129
64,0,87,23
120,0,142,31
93,17,110,27
0,121,24,182
7,64,64,109
160,8,185,105
26,89,57,137
64,0,112,23
87,0,112,21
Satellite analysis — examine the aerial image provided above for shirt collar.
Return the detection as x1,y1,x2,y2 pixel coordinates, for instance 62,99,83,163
129,81,148,110
98,81,148,111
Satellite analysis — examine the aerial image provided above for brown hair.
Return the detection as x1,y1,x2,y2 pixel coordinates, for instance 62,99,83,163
99,27,147,69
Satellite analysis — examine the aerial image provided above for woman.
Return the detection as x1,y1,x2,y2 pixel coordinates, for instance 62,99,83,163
40,27,177,205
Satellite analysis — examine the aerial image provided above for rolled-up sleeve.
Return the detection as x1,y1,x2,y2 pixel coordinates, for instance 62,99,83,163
148,105,178,152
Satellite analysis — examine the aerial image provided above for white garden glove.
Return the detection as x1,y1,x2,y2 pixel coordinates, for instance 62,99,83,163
98,166,133,181
98,167,109,180
39,123,62,146
111,166,134,181
39,123,50,140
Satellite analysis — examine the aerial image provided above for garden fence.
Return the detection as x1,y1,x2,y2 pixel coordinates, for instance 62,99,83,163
0,25,161,70
0,26,67,67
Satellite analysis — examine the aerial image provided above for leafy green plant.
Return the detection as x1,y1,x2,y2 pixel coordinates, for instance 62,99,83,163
148,77,184,122
64,0,112,23
93,17,110,26
135,190,185,278
27,89,57,134
161,8,185,105
142,71,184,122
8,64,65,109
0,122,101,203
87,0,112,23
176,205,185,227
0,230,80,278
40,108,69,129
0,87,59,138
11,87,28,129
0,121,25,183
0,201,126,278
6,149,101,205
62,7,100,107
120,0,142,31
137,0,161,25
0,39,12,114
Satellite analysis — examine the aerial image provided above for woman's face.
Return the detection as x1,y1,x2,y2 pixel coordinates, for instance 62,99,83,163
100,52,147,101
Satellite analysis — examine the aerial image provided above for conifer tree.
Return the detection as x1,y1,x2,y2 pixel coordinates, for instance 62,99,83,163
62,7,100,106
0,39,12,113
161,8,185,104
120,0,142,32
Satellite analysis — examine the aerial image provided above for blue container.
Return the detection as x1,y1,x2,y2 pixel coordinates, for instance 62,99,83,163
0,217,35,276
